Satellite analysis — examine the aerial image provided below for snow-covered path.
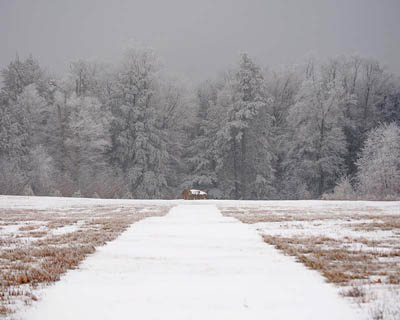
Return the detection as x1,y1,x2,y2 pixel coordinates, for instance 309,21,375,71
19,205,356,320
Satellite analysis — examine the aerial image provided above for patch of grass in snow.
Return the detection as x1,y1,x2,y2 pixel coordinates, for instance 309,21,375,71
340,286,366,299
351,218,400,231
0,204,171,317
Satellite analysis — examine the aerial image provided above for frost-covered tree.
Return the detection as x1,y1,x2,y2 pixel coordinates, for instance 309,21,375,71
183,78,225,197
376,83,400,125
264,67,301,198
1,50,400,200
14,85,57,194
215,54,274,199
16,84,49,146
286,76,351,197
0,98,29,163
356,123,400,198
108,46,169,198
338,56,394,176
0,57,56,194
1,55,51,101
65,95,111,195
153,74,194,194
0,93,31,193
68,59,112,99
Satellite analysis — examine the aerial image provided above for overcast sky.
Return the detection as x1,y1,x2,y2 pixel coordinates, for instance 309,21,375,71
1,0,399,80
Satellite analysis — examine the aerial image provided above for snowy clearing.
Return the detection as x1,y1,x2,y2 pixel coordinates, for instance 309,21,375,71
15,203,355,320
1,196,399,319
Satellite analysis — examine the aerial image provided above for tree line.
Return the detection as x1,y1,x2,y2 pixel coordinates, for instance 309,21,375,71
0,46,399,199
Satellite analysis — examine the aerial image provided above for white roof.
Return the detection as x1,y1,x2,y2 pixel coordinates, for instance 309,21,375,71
189,189,207,195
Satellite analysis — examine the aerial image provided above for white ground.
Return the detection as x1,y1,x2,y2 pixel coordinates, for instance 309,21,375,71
14,203,356,320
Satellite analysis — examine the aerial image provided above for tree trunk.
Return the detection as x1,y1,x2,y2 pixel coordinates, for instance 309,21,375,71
317,118,325,196
57,103,67,175
241,130,246,199
232,139,239,200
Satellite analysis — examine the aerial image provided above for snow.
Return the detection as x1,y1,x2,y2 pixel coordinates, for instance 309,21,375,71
0,195,177,210
51,220,84,235
1,195,398,213
16,204,356,320
0,224,21,233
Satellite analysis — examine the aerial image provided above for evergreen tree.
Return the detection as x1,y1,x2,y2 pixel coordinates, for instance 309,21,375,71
183,79,221,196
109,46,169,198
1,55,50,101
215,54,274,199
0,93,30,193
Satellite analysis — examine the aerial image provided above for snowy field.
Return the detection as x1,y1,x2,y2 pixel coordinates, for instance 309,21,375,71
0,196,399,319
0,196,172,317
220,200,400,319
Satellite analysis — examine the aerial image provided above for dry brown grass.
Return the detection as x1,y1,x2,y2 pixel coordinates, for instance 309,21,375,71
261,235,383,284
0,204,171,317
350,218,400,232
18,225,39,232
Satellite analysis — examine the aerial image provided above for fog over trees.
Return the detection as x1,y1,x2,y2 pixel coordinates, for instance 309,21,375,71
0,47,399,199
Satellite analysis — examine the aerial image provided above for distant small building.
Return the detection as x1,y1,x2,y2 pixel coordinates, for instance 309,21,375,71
182,189,208,200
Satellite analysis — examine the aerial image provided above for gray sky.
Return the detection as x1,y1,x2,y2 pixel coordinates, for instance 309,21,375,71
1,0,400,80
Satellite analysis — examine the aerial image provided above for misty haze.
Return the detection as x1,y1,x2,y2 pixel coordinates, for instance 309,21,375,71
1,1,400,319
